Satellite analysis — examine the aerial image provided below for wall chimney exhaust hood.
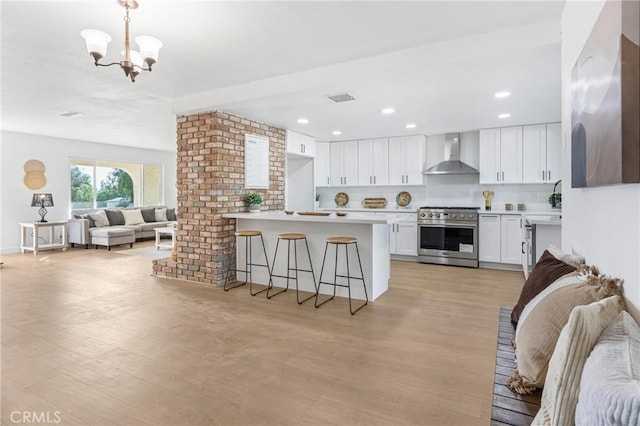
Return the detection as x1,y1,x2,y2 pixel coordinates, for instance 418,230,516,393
423,133,479,175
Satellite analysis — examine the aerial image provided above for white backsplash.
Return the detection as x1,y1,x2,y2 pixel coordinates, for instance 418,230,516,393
317,175,558,211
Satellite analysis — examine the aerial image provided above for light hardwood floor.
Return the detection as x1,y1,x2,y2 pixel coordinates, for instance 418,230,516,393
1,243,523,425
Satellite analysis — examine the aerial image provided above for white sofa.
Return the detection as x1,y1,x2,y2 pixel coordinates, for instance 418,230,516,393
68,206,176,250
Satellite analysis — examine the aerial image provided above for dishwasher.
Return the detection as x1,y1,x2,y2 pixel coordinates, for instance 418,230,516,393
522,215,562,278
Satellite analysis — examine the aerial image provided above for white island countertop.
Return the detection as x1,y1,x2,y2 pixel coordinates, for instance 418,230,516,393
222,209,396,301
222,210,404,225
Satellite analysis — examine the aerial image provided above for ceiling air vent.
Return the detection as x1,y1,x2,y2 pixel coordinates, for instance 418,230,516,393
59,111,83,118
327,93,356,103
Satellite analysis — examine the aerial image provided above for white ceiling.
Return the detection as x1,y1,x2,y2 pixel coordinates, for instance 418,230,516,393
1,1,565,152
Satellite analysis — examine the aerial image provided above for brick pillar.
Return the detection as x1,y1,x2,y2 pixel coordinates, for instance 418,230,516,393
153,111,286,285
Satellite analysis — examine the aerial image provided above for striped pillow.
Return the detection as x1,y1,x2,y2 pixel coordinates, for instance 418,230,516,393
532,296,625,426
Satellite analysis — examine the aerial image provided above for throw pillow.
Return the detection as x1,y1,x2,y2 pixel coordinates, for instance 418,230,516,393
89,210,109,227
547,244,585,269
155,208,168,222
121,209,145,226
166,208,176,221
141,208,156,223
575,311,640,425
104,209,125,226
532,296,625,426
511,250,577,325
507,270,622,394
79,214,96,228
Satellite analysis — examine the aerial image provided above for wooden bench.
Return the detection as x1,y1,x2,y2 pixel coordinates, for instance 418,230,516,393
491,306,542,426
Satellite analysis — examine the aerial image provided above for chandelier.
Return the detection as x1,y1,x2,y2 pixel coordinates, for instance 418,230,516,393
81,0,163,82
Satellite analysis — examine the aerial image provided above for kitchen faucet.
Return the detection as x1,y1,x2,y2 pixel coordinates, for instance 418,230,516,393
552,180,562,208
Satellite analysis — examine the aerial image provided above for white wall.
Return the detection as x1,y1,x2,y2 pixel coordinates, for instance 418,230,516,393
0,131,177,254
561,1,640,317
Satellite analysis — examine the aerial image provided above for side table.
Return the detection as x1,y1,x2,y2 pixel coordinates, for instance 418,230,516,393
20,221,69,255
154,226,176,250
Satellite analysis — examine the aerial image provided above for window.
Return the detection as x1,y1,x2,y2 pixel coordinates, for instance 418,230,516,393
70,159,163,210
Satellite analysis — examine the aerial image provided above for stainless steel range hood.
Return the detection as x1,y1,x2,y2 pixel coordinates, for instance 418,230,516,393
423,133,479,175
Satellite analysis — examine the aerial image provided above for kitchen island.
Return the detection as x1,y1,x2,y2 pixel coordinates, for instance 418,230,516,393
221,211,403,301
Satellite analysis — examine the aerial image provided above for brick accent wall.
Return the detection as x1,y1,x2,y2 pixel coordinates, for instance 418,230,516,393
152,111,286,285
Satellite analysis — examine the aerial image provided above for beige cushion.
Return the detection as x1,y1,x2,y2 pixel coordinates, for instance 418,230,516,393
516,271,582,332
547,244,585,269
155,208,168,222
122,209,145,226
89,227,135,238
509,271,622,394
532,296,625,426
88,210,109,227
575,311,640,425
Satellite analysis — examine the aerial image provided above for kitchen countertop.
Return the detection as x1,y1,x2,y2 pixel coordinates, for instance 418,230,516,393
479,209,562,216
222,210,404,225
526,215,562,226
319,207,417,213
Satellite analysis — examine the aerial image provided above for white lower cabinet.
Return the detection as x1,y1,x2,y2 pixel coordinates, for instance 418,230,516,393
500,215,522,264
479,214,501,262
391,220,418,256
479,214,522,265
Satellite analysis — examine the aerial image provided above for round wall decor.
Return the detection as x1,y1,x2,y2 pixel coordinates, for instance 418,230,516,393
24,171,47,190
24,159,46,173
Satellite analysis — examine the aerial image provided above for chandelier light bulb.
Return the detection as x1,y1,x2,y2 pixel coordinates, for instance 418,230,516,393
135,35,163,66
81,29,112,59
123,49,144,69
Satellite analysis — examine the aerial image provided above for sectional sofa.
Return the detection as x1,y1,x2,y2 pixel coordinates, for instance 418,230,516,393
68,206,177,250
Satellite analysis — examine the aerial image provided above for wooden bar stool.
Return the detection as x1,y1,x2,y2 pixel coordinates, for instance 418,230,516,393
224,230,271,296
267,233,318,304
315,236,368,315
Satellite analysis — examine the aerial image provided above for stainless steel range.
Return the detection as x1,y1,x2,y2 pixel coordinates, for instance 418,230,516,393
417,206,479,268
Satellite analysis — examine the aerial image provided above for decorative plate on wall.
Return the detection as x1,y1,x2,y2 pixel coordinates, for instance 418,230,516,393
23,159,45,173
334,192,349,207
24,171,47,190
396,191,412,207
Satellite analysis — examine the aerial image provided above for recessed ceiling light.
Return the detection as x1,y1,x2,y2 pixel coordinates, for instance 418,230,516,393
405,123,417,129
498,113,511,119
381,108,395,115
59,111,83,118
332,130,342,136
494,91,511,98
297,118,309,124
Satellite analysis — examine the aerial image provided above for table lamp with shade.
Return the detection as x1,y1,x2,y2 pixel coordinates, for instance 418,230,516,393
31,193,54,222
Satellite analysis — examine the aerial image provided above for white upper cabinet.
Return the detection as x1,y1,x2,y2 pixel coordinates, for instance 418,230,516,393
545,123,562,183
481,123,560,185
388,135,426,185
479,126,524,184
521,122,562,184
499,126,523,183
479,128,501,184
522,124,548,183
315,142,331,187
330,140,358,186
358,138,389,185
286,130,316,158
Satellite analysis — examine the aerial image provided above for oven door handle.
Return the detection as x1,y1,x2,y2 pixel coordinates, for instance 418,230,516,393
418,223,477,230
